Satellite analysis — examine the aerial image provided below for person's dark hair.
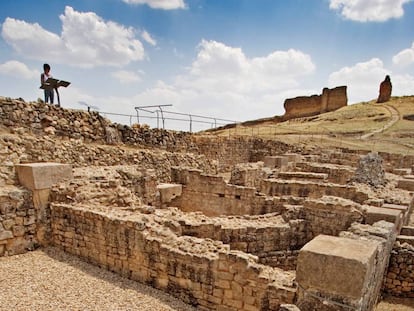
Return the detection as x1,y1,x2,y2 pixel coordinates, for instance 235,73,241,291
385,75,390,82
43,63,50,71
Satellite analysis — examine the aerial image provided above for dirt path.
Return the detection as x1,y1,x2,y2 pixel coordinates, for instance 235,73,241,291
361,103,400,140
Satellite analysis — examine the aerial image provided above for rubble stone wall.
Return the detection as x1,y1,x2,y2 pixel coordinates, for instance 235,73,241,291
0,187,37,256
0,98,294,172
383,242,414,298
261,179,369,204
178,216,308,269
50,204,297,311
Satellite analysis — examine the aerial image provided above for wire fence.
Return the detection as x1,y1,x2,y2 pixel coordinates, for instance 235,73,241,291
99,109,239,133
93,106,413,155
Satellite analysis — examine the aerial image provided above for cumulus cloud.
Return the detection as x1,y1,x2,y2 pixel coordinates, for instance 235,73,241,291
0,60,39,79
141,30,157,46
177,40,315,94
328,58,389,102
112,70,143,83
122,0,186,10
393,42,414,66
329,0,413,22
1,6,144,67
157,40,315,120
328,58,414,103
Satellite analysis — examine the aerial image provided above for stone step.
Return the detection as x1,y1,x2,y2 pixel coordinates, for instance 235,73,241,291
392,168,412,176
365,206,403,232
382,203,408,216
400,226,414,236
396,235,414,247
277,171,328,182
397,177,414,191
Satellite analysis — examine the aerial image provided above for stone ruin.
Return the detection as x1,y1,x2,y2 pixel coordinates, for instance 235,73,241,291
1,97,414,311
283,86,347,120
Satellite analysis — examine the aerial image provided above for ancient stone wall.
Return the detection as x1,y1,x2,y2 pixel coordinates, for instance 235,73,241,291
283,86,347,120
50,204,297,311
0,97,293,172
261,179,369,204
0,186,37,256
383,242,414,298
171,167,265,216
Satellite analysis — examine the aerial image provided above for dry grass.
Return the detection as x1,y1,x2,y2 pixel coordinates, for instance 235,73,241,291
211,96,414,155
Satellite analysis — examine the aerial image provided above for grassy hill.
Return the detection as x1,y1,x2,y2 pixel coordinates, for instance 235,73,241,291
208,96,414,155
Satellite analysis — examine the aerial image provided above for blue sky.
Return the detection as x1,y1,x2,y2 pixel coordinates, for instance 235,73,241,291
1,0,413,130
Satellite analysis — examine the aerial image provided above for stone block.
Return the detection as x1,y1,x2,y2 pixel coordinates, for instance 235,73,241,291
283,153,302,163
397,178,414,191
401,226,414,236
15,162,72,190
0,230,13,241
297,235,378,299
365,206,402,231
157,183,182,203
264,156,288,169
396,235,414,246
279,304,301,311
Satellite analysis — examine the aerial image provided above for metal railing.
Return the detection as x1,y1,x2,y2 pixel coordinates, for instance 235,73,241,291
97,108,239,132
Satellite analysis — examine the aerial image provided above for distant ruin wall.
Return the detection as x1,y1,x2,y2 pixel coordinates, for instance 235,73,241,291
283,86,347,120
51,204,297,310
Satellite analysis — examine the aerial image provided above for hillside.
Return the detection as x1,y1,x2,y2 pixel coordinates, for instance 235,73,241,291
209,96,414,155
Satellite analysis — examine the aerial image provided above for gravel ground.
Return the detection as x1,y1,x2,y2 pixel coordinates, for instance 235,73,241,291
0,247,412,311
0,247,197,311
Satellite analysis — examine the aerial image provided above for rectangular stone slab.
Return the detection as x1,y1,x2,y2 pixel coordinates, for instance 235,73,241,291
157,183,182,203
15,163,72,190
296,234,378,299
365,206,402,231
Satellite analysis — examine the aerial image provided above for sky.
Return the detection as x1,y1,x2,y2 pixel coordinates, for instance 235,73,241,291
0,0,414,130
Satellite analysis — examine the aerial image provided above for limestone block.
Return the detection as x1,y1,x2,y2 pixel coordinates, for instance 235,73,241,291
397,178,414,191
15,162,72,190
365,206,402,231
0,230,13,241
264,156,288,169
297,235,378,299
157,183,182,203
396,235,414,247
283,153,302,163
279,304,301,311
401,226,414,236
382,203,408,221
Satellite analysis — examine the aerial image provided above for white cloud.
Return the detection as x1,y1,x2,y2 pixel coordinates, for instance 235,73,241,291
177,40,315,94
328,58,389,102
145,40,315,121
329,0,413,22
393,42,414,66
122,0,186,10
1,6,144,67
0,60,39,79
112,70,142,83
328,58,414,103
62,40,316,125
141,30,157,46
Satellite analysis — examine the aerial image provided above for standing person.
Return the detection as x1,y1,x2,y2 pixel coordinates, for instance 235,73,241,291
40,63,54,104
376,75,392,103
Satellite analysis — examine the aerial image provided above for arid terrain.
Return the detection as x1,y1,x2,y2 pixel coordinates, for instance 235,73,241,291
1,96,413,311
212,96,414,156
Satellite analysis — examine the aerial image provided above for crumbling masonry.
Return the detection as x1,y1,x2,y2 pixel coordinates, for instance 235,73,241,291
1,97,414,311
